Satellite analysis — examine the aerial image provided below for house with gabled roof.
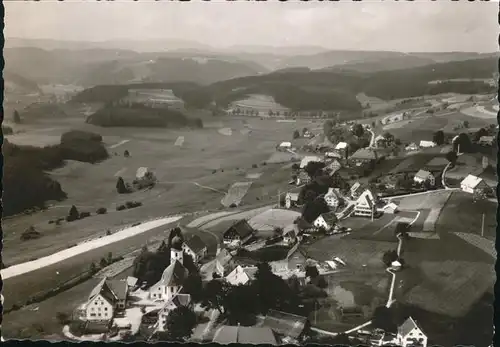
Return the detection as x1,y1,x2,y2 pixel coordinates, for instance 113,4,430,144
225,265,258,285
182,234,207,264
419,140,436,148
396,317,428,347
300,156,322,169
324,188,341,211
223,219,256,247
413,169,435,187
154,293,192,332
257,309,310,344
282,224,300,246
79,277,128,322
313,212,338,231
460,174,490,194
325,159,342,175
285,192,300,209
213,326,278,345
350,148,378,166
200,245,234,279
353,189,379,218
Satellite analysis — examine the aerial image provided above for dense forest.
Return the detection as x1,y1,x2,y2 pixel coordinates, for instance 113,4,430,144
3,130,109,216
86,103,203,129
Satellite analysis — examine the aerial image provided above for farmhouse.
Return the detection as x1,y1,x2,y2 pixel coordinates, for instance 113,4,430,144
405,143,419,152
225,265,258,285
257,310,310,344
296,171,311,185
154,294,192,333
478,136,494,146
282,224,300,245
149,237,189,301
325,159,342,175
278,141,292,151
223,219,256,247
460,174,490,195
419,140,436,148
135,167,157,189
300,156,323,169
396,317,428,347
78,277,129,322
201,246,233,279
413,169,436,187
213,326,278,345
285,192,300,209
350,148,378,166
374,135,387,147
324,188,341,211
353,189,378,218
313,212,338,231
182,234,208,264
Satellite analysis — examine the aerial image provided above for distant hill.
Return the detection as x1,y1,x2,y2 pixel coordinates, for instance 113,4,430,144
4,71,41,94
72,56,497,113
4,47,268,87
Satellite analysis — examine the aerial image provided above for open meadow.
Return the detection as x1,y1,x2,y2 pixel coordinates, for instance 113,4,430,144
2,109,316,312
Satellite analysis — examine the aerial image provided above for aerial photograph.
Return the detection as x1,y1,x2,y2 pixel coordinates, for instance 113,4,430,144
1,1,497,346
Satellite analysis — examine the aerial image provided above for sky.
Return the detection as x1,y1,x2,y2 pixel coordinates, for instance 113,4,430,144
4,1,499,52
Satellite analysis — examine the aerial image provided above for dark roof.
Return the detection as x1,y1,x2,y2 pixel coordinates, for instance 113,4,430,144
184,234,207,254
160,260,189,287
319,212,337,225
225,219,255,239
88,277,117,305
351,148,378,161
398,317,419,337
106,279,128,301
213,326,277,345
259,310,308,339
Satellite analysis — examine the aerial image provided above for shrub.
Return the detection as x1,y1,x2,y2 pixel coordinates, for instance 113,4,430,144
252,164,258,168
116,205,126,211
125,201,142,209
56,312,71,325
79,211,91,219
20,226,42,241
106,229,112,236
96,207,107,215
67,205,80,222
3,125,13,135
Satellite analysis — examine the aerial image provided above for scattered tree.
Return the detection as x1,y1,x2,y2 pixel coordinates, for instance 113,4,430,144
382,250,399,267
304,161,325,178
13,110,21,124
56,312,71,325
372,306,397,333
67,205,80,222
183,273,203,303
433,130,445,146
124,150,130,157
445,151,458,165
293,130,300,139
116,177,129,194
96,207,107,215
352,124,364,137
463,120,469,128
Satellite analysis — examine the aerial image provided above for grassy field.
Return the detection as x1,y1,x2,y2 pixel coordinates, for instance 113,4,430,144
393,191,495,319
311,270,389,332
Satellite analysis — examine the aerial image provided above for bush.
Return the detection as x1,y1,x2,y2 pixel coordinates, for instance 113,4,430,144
3,125,13,135
79,211,91,219
252,164,258,168
125,201,142,209
116,205,126,211
56,312,71,325
20,226,42,241
66,205,80,222
96,207,107,215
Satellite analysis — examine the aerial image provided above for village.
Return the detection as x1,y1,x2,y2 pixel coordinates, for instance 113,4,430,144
53,97,497,347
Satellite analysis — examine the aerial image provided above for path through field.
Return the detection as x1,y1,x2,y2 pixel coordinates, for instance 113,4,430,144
221,182,253,207
1,216,182,280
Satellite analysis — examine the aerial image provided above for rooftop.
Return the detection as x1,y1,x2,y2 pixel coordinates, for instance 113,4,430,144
213,326,278,345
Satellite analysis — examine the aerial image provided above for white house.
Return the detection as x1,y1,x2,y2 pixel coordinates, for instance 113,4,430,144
225,265,258,285
325,151,342,159
285,192,300,209
335,142,348,150
460,174,490,194
379,202,399,214
324,188,341,211
396,317,428,347
182,234,208,264
278,142,292,150
300,156,322,169
154,294,192,332
405,143,419,151
353,189,378,218
313,212,338,231
149,237,189,301
413,169,435,187
350,181,362,198
79,277,128,322
419,140,436,148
